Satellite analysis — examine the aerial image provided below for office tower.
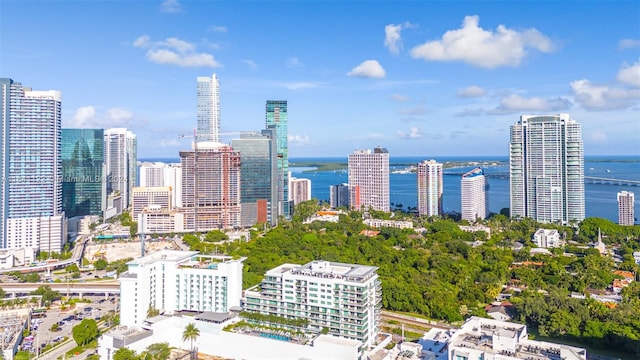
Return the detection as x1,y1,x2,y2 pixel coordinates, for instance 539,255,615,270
180,143,241,231
618,191,635,226
62,129,106,218
0,78,66,252
232,130,278,227
131,186,172,219
139,162,182,207
510,114,585,224
461,167,487,222
265,100,290,218
119,250,245,327
417,159,443,217
104,128,137,210
244,260,382,348
348,147,390,212
289,176,311,207
197,73,221,143
330,183,350,209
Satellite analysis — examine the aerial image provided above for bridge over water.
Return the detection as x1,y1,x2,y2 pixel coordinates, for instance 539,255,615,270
443,172,640,186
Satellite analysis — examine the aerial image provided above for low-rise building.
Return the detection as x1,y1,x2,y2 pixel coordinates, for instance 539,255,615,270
533,228,562,248
448,317,587,360
364,219,413,229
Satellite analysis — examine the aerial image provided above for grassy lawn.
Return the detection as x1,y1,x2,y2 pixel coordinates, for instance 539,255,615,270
63,339,98,359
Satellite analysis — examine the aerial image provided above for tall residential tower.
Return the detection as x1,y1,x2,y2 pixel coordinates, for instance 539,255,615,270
417,159,443,217
348,147,390,212
197,74,221,143
104,128,137,210
0,78,65,252
461,167,487,222
265,100,290,217
509,114,584,224
618,191,635,226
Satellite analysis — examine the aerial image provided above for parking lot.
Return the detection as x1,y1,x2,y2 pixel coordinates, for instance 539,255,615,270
23,295,119,356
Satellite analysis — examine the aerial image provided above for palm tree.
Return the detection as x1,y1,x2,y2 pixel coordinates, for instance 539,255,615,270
182,323,200,357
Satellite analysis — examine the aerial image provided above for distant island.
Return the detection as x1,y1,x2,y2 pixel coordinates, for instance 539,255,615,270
289,160,507,173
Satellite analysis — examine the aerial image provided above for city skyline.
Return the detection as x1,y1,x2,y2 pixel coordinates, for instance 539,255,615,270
1,1,638,158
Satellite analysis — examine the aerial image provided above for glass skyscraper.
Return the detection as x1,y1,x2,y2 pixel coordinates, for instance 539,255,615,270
197,73,221,143
232,129,278,227
104,128,137,209
265,100,290,218
0,78,64,251
62,129,105,218
509,114,585,224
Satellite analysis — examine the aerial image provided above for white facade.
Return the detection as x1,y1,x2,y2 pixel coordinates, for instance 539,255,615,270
5,215,66,254
533,228,562,248
197,73,221,143
104,128,137,209
289,176,312,206
449,317,586,360
132,187,172,219
244,260,382,348
363,219,413,229
617,191,635,226
417,160,443,217
461,167,487,222
119,250,245,328
348,147,390,212
510,114,584,224
98,316,360,360
139,162,182,207
137,208,185,234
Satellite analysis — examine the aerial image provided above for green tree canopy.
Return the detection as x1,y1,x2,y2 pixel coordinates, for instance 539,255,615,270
72,318,100,346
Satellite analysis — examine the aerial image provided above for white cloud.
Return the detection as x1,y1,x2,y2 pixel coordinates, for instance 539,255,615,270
616,60,640,87
288,134,311,146
391,94,409,102
589,130,608,143
457,85,487,98
279,82,322,91
347,60,386,78
396,106,426,116
570,79,640,110
242,59,258,70
349,133,386,141
410,15,556,68
209,25,227,33
396,127,423,139
160,139,181,148
286,57,304,68
455,107,485,117
133,35,221,68
619,39,640,50
160,0,182,13
66,106,138,128
384,22,416,55
489,94,571,114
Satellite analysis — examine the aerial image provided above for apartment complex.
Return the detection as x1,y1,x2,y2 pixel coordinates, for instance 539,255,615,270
179,143,241,231
289,176,312,206
232,129,279,227
348,147,390,212
266,100,290,218
417,159,443,217
196,73,221,143
330,183,350,209
139,162,182,207
510,114,585,224
244,260,382,348
131,187,172,219
617,191,635,226
61,129,106,218
119,250,245,327
461,167,487,222
0,78,66,251
532,228,562,248
104,128,137,210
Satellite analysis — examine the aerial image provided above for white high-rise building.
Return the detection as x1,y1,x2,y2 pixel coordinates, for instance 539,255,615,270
289,175,311,206
197,73,221,143
139,162,182,207
119,250,245,328
417,160,443,217
510,114,584,224
131,187,172,219
244,260,382,348
618,191,635,226
348,147,389,212
104,128,137,209
0,78,66,251
461,167,487,222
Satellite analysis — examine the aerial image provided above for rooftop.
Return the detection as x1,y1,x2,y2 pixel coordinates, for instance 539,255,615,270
290,260,378,283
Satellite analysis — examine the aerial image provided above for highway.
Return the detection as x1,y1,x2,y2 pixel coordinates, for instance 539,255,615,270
0,237,88,274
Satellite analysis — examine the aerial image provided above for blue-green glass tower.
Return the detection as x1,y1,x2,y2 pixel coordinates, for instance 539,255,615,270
265,100,290,218
62,129,105,218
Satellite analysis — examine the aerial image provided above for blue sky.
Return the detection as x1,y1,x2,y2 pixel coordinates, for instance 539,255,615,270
1,0,639,158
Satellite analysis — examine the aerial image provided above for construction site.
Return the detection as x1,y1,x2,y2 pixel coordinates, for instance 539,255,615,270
85,239,181,263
